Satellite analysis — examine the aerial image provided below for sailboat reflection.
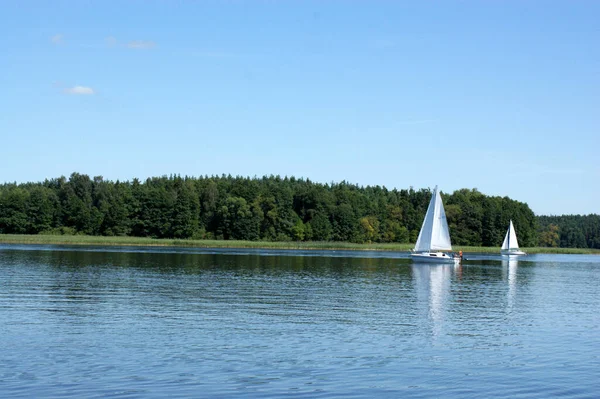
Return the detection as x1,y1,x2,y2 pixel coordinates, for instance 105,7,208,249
412,263,455,337
501,257,519,309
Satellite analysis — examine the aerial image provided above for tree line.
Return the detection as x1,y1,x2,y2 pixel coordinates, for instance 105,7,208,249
0,172,595,248
537,215,600,249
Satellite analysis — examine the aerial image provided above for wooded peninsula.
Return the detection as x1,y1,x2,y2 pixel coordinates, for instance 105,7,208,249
0,173,598,250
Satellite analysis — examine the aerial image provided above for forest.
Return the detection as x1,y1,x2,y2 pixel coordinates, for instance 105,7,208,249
0,173,597,248
537,214,600,249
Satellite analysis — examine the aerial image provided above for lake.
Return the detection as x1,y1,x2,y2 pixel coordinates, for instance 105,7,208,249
1,245,599,398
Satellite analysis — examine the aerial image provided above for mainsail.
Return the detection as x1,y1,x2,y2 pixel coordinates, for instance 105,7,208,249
501,220,520,250
413,186,452,252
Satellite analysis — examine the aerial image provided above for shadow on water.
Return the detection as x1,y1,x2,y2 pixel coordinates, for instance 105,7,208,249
0,244,538,288
1,244,420,277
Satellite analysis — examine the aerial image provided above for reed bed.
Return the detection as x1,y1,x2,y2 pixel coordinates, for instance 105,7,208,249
1,234,598,254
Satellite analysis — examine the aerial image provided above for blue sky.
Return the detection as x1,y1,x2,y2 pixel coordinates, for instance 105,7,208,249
1,1,598,215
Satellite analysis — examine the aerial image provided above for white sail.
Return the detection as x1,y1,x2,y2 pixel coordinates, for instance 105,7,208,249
501,220,520,250
414,186,453,252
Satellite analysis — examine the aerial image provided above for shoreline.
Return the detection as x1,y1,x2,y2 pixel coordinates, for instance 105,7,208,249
0,234,598,255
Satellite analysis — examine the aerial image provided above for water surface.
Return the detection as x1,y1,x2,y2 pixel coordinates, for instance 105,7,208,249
1,245,598,398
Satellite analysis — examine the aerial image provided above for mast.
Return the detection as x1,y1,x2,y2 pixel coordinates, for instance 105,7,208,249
508,220,511,251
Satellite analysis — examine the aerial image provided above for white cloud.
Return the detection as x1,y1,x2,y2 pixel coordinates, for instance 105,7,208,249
63,86,95,95
51,34,64,44
126,40,156,49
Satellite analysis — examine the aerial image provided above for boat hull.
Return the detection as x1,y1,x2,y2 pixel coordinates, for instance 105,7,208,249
501,250,526,256
411,252,460,264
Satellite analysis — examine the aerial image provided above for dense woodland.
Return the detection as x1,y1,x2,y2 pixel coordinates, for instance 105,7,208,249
0,173,597,248
537,215,600,249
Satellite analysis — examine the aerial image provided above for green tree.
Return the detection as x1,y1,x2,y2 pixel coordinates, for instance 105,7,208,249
538,224,560,247
26,186,57,233
332,203,357,242
0,187,29,234
217,196,262,240
358,216,379,243
308,212,333,241
171,179,200,238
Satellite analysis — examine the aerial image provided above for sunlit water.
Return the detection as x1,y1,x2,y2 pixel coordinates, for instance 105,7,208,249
1,245,599,398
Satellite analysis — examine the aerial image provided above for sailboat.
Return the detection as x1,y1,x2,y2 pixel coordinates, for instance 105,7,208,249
411,186,460,264
500,220,526,256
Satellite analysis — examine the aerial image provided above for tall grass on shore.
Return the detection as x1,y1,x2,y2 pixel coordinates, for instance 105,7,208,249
0,234,598,254
0,234,412,251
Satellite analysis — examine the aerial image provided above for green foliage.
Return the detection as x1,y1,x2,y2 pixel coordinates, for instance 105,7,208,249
26,186,57,233
538,215,600,249
171,178,200,239
0,187,29,234
39,226,78,235
332,203,357,242
358,216,379,243
217,196,262,240
444,189,538,247
3,172,594,248
538,223,560,247
308,212,332,241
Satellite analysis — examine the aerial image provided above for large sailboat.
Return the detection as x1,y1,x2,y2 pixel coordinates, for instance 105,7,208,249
500,220,526,256
411,186,460,264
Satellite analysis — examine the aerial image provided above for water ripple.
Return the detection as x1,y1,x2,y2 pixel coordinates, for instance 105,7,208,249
1,247,599,398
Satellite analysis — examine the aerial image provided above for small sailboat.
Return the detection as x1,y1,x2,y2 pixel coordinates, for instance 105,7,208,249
500,220,526,256
411,186,460,264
